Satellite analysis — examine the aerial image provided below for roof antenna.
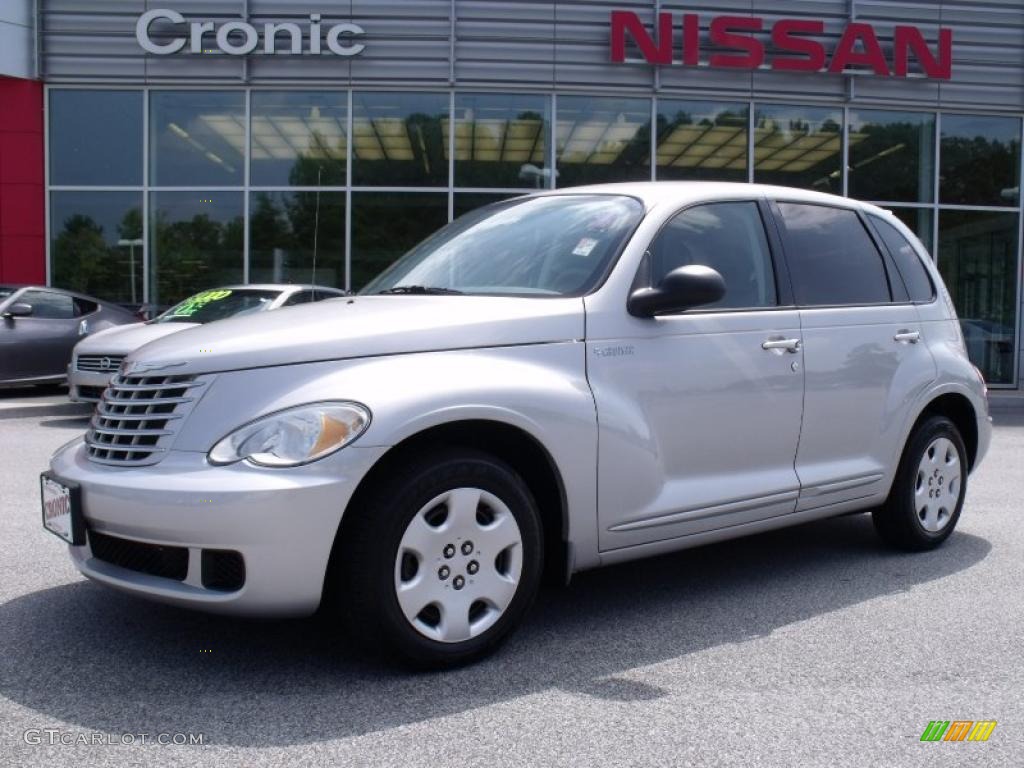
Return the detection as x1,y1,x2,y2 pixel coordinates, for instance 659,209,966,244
311,165,321,299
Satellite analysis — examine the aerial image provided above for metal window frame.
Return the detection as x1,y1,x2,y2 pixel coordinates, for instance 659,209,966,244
1018,116,1024,387
242,88,251,284
142,88,150,304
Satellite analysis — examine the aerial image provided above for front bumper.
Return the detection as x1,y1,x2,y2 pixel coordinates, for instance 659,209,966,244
67,365,112,402
50,439,387,617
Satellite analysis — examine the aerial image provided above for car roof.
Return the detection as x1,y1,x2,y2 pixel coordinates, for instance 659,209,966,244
0,285,125,304
538,181,891,217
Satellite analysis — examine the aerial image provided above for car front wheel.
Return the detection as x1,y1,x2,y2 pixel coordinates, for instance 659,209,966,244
337,448,543,668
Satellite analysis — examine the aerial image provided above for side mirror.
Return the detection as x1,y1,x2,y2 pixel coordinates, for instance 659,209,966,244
2,302,33,319
627,265,726,317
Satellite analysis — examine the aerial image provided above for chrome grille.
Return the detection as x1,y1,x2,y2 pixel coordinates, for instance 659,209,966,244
77,354,124,372
85,373,206,466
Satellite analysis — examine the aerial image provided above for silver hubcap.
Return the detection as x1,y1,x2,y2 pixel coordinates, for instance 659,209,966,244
394,487,523,643
915,437,961,532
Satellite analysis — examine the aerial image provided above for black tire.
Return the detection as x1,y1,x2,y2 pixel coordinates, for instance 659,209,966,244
334,448,543,668
873,415,968,551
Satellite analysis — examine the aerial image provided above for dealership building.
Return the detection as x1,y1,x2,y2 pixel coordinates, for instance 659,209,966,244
0,1,1022,387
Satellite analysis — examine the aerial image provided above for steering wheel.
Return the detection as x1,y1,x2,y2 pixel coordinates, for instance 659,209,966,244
546,261,596,294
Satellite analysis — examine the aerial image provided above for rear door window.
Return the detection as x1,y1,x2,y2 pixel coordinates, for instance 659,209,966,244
775,203,892,306
646,201,778,310
867,215,935,303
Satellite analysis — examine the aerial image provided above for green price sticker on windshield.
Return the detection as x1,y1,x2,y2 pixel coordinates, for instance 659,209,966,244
170,289,233,317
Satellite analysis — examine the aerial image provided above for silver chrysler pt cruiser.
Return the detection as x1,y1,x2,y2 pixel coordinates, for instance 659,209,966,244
43,183,991,667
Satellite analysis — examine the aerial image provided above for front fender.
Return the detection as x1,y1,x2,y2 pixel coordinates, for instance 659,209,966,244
173,343,601,570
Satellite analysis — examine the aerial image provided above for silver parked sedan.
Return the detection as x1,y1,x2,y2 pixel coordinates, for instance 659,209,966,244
0,285,136,387
44,183,991,668
68,284,346,402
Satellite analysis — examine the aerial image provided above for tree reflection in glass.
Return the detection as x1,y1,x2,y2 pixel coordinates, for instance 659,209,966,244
352,92,449,187
940,115,1021,206
938,210,1019,384
50,192,143,304
149,192,244,308
848,110,934,203
655,100,748,182
250,190,345,288
753,105,843,193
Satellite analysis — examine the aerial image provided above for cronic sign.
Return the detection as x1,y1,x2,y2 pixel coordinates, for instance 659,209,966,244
136,8,366,56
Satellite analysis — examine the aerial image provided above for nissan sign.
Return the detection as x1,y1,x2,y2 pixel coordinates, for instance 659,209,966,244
610,11,952,79
136,8,366,56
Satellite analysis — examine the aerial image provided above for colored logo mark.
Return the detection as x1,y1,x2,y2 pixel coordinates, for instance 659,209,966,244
920,720,997,742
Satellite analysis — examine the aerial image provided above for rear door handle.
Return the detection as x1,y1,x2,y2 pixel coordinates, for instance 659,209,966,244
762,338,801,353
894,330,921,344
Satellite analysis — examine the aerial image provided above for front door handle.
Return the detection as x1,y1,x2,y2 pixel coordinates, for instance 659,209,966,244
762,338,801,353
894,330,921,344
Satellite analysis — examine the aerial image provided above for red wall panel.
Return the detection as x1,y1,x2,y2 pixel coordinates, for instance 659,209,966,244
0,76,45,285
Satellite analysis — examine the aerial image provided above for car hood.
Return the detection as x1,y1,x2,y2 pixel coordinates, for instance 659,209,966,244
75,321,197,356
123,295,586,376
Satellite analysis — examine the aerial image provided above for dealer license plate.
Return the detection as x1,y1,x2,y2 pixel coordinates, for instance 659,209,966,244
40,473,84,545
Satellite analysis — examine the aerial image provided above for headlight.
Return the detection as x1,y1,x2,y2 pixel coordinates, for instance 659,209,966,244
208,401,371,467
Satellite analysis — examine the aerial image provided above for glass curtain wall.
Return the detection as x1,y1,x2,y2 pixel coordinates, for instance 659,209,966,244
937,115,1021,384
753,104,843,194
49,90,143,303
655,100,747,182
47,88,1024,384
249,91,348,287
555,96,652,187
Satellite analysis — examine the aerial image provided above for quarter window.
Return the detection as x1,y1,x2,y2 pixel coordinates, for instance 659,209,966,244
776,203,891,306
73,298,99,316
282,291,313,306
18,290,76,319
646,202,777,310
868,216,935,303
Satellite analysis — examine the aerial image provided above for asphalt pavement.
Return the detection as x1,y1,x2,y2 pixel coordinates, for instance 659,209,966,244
0,390,1021,767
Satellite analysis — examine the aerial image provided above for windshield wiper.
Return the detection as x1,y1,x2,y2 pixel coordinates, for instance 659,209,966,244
376,285,464,295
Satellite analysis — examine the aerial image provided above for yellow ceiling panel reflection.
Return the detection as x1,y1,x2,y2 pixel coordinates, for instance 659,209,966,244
656,119,749,171
684,144,716,158
189,102,880,177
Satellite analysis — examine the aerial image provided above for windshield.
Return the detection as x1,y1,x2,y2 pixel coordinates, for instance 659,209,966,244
362,194,644,297
155,289,280,324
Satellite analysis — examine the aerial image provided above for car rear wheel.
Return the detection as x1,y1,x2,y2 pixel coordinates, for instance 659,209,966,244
336,448,543,668
873,415,967,551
